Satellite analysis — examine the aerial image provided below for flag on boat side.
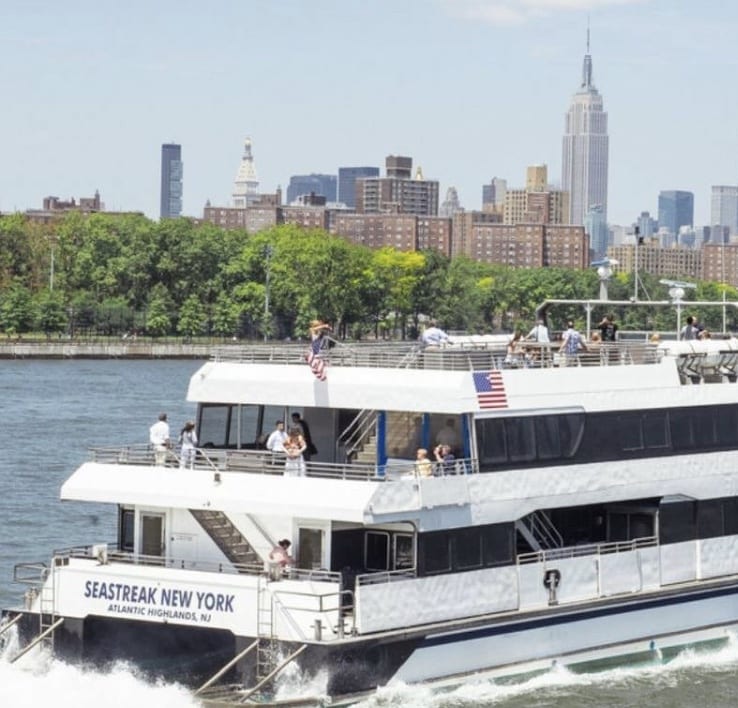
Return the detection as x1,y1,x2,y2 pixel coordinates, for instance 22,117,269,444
473,370,508,409
305,344,327,381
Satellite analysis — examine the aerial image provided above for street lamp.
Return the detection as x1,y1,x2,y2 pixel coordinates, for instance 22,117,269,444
660,279,696,338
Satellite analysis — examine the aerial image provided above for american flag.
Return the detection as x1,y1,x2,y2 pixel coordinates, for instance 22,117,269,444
305,345,327,381
473,370,508,409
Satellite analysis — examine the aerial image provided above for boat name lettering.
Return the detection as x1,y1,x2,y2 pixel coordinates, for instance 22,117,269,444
84,581,235,613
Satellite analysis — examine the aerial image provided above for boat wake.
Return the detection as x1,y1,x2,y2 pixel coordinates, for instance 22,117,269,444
350,634,738,707
0,626,198,708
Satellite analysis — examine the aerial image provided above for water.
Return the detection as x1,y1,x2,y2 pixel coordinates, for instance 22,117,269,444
2,360,738,706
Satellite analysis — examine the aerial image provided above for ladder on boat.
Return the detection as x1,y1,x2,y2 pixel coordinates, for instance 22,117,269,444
256,576,278,680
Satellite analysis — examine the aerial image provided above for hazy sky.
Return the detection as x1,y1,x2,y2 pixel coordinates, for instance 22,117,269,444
1,0,736,226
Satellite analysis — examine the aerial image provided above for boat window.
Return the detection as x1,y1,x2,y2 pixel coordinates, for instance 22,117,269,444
669,410,694,451
608,512,629,542
393,533,414,570
618,414,643,452
118,507,134,553
697,499,724,539
693,410,717,447
659,500,696,544
506,418,535,463
630,513,655,538
365,531,390,571
482,524,514,566
421,532,452,575
455,528,483,570
643,412,669,449
140,513,165,557
238,405,260,448
535,417,562,459
298,528,324,570
477,418,507,465
716,407,738,446
725,498,738,535
198,405,232,448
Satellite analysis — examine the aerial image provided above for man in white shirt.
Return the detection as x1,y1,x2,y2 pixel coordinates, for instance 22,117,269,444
266,420,288,453
526,319,550,343
149,412,170,466
422,321,450,348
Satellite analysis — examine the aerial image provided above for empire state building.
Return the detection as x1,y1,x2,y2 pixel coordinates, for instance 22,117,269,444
561,33,609,252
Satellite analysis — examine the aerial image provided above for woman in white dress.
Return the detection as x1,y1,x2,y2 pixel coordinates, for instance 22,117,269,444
178,420,198,469
283,428,307,476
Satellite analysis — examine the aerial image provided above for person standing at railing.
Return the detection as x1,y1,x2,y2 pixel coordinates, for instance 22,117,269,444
266,420,288,454
269,539,294,580
421,320,449,349
415,448,433,477
149,412,170,466
292,411,317,461
433,444,456,476
178,420,198,469
598,314,619,365
559,321,587,366
284,428,307,476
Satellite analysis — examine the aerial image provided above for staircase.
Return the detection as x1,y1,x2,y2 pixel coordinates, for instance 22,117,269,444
515,510,563,552
190,510,262,569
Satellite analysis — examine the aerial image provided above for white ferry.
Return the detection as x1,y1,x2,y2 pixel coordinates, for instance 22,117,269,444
5,317,738,705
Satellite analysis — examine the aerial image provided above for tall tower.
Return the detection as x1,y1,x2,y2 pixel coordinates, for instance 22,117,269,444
160,143,183,219
232,137,259,208
561,29,609,230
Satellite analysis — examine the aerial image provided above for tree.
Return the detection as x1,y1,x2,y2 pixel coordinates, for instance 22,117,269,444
35,289,68,338
146,285,174,338
177,294,206,339
0,282,36,336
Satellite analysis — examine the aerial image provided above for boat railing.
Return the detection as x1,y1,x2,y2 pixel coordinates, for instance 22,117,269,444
356,568,417,586
50,544,344,583
209,340,665,371
87,444,480,480
517,535,658,565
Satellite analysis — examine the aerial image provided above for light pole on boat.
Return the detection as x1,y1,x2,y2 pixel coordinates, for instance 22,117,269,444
264,244,273,342
592,257,617,301
660,279,696,338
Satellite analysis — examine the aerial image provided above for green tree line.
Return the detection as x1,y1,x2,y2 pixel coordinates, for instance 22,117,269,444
1,212,736,340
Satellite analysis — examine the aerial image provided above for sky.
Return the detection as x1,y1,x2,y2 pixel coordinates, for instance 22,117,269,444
1,0,737,227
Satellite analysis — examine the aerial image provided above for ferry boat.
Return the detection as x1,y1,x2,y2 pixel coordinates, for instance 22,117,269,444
5,312,738,705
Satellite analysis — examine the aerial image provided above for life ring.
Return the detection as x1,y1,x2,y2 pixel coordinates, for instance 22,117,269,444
543,568,561,589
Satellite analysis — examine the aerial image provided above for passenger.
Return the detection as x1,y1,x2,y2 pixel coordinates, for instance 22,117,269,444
433,444,456,475
269,539,294,579
178,420,198,469
149,412,170,466
699,329,712,340
504,330,528,367
435,418,460,449
284,427,307,477
559,321,587,366
526,319,550,343
307,319,332,381
414,448,433,477
598,314,619,364
292,412,317,460
266,420,288,454
422,320,450,348
680,316,698,340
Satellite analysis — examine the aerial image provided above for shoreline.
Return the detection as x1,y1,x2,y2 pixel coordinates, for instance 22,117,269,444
0,341,214,359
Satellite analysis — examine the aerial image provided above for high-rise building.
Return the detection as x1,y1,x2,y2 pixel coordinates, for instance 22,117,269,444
482,178,507,214
160,143,183,219
711,185,738,234
286,174,337,204
658,190,694,237
439,187,463,217
561,31,609,226
232,138,260,208
503,165,569,225
356,156,439,216
585,204,609,258
338,167,380,208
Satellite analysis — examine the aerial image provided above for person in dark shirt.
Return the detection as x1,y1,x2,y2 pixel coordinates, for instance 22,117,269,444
291,412,317,460
598,314,619,364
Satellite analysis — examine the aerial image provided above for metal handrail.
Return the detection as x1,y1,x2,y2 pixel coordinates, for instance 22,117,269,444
338,409,378,462
517,535,658,565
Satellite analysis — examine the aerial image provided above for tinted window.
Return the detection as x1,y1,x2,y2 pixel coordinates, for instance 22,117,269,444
482,524,513,566
198,405,231,447
660,501,696,544
725,498,738,536
365,532,389,571
454,528,482,570
421,533,452,575
670,410,694,451
697,500,724,539
643,412,669,449
506,418,535,462
477,418,507,465
618,415,643,451
535,417,561,460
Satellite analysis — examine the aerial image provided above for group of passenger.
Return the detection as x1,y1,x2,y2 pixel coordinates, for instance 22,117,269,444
265,412,316,476
413,418,460,477
149,413,198,468
680,315,712,341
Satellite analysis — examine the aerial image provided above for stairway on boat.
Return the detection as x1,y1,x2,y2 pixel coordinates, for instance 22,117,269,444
351,411,420,464
190,510,262,569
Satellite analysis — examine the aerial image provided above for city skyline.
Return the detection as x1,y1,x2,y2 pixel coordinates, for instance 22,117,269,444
2,0,737,227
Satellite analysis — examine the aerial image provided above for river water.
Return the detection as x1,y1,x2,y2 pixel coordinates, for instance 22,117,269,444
2,360,738,707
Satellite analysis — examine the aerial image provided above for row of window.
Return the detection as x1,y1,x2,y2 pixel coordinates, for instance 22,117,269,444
475,403,738,470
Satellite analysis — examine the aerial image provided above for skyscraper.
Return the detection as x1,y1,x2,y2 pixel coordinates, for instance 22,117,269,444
232,137,260,208
711,185,738,234
561,31,609,227
338,166,380,208
658,190,694,237
160,143,182,219
286,174,337,204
